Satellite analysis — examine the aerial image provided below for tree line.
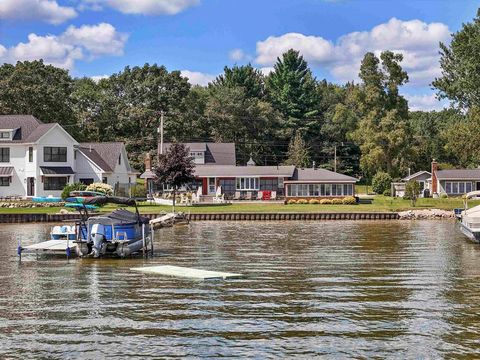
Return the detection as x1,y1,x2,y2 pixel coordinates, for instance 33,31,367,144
1,9,480,182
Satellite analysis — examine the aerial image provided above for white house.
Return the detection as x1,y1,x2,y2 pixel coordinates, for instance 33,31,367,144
0,115,136,198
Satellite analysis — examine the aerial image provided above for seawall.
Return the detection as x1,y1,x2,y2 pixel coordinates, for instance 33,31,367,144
0,212,400,223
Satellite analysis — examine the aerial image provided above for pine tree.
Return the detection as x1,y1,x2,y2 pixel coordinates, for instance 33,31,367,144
283,132,310,168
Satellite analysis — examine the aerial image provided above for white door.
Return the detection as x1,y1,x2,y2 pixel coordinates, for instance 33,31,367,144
208,178,216,195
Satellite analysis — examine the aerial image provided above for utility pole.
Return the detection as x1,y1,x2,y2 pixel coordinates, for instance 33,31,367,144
334,145,337,173
158,110,164,155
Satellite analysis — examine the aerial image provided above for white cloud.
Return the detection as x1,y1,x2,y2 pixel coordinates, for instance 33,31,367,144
0,23,127,70
0,0,77,24
255,18,451,87
259,67,274,76
404,93,448,111
90,74,109,82
81,0,199,15
180,70,216,86
229,48,252,62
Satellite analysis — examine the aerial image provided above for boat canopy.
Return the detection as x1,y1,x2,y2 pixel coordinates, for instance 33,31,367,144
90,209,150,225
84,196,137,207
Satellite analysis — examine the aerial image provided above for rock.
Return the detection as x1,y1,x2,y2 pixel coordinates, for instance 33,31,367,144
398,209,455,220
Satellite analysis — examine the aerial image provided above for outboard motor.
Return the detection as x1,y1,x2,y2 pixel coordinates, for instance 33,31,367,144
90,223,105,258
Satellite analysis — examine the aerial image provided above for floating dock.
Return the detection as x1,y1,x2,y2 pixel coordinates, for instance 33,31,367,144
130,265,244,280
20,240,76,254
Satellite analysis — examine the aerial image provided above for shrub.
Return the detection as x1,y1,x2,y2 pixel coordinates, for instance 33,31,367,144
287,199,297,204
383,189,391,197
320,199,333,205
130,184,147,198
309,199,320,204
342,196,357,205
440,193,448,199
86,182,113,196
61,183,87,200
297,199,308,204
405,180,421,206
372,171,392,194
332,198,343,205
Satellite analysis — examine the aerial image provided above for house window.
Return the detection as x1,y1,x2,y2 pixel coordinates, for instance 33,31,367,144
236,177,259,190
287,183,353,197
28,147,33,162
0,177,9,186
219,179,235,195
445,181,473,195
44,177,67,190
102,177,108,184
260,178,278,191
79,178,94,185
0,148,9,162
44,147,67,162
0,131,10,140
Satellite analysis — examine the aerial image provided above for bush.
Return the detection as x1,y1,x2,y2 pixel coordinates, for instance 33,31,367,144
440,193,448,199
297,199,308,204
332,198,343,205
130,184,147,198
405,180,421,206
342,196,356,205
309,199,320,204
320,199,333,205
61,183,86,200
86,182,113,196
287,199,297,204
383,189,391,197
372,171,392,194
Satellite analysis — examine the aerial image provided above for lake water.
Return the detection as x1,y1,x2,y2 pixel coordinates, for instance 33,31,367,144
1,220,480,358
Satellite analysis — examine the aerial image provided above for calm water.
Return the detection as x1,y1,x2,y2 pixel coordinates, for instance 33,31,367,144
1,220,480,359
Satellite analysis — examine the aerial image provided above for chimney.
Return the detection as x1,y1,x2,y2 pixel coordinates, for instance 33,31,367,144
145,152,152,171
431,159,438,195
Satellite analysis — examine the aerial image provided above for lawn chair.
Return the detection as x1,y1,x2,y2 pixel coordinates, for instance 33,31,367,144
256,191,263,200
270,191,277,200
213,186,225,203
234,191,241,201
245,191,252,200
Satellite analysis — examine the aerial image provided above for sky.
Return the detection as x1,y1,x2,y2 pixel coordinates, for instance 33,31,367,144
0,0,478,111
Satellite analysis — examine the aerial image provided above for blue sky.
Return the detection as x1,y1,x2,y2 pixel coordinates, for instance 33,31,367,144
0,0,478,110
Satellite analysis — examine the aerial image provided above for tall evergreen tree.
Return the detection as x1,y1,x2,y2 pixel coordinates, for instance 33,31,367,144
283,131,310,168
266,49,319,135
212,64,265,98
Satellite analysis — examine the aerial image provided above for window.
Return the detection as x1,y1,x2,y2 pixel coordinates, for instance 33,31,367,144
287,183,353,197
219,179,235,196
0,177,9,186
236,177,259,190
445,181,473,194
28,147,33,162
0,131,9,140
260,178,278,191
44,177,67,190
44,147,67,162
0,148,9,162
102,177,108,184
79,178,94,185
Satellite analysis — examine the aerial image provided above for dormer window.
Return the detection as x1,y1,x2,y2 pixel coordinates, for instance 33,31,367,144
190,151,205,164
0,131,10,140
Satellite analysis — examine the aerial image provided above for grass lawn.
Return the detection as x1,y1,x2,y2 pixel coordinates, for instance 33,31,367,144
0,196,475,215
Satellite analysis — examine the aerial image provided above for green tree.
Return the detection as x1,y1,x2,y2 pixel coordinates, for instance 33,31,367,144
433,9,480,109
350,51,412,177
0,60,77,133
205,85,281,164
405,180,420,207
372,171,392,194
213,64,265,98
283,131,310,167
266,49,319,135
154,143,196,212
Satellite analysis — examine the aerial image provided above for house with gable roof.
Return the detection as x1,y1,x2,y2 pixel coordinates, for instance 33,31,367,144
0,115,137,198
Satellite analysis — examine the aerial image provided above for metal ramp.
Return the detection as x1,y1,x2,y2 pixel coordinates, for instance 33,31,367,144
20,240,76,256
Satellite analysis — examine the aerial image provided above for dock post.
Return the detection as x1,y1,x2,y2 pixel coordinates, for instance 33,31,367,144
142,223,146,257
150,224,155,256
17,237,22,261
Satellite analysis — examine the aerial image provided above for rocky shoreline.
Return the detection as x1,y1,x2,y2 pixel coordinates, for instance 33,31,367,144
398,209,455,220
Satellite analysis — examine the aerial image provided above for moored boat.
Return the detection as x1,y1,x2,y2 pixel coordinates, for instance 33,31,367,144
457,191,480,242
74,196,153,258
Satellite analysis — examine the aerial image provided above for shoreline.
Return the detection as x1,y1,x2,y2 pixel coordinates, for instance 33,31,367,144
0,209,456,223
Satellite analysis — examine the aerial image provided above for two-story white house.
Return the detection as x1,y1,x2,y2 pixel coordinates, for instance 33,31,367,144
0,115,137,198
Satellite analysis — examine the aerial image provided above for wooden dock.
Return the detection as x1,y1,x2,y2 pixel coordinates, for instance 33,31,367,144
21,240,76,253
130,265,244,280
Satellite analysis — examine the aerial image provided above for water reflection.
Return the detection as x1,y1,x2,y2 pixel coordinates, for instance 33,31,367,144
0,220,480,358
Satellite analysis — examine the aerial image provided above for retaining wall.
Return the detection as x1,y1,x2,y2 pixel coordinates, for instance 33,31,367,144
0,212,399,223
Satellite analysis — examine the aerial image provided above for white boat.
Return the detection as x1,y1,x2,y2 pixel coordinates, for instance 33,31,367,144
458,191,480,242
